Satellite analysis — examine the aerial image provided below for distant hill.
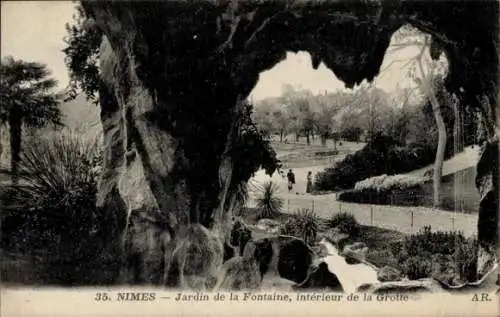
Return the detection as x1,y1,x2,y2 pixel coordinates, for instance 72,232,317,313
57,93,102,137
0,93,102,169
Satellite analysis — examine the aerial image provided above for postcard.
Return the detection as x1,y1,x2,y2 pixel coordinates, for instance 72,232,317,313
1,1,498,316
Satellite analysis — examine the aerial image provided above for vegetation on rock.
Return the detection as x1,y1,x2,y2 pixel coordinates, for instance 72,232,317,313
327,212,360,237
366,226,478,286
280,209,319,246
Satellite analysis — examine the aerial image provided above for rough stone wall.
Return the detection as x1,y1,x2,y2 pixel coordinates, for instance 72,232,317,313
82,0,498,286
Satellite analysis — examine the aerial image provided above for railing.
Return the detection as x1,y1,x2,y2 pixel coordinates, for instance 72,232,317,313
275,196,478,237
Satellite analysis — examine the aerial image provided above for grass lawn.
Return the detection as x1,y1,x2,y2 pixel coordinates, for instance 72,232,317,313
270,139,366,169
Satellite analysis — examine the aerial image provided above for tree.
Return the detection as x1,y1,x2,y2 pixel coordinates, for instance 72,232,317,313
385,87,419,142
0,56,62,183
281,86,314,144
312,94,341,147
271,108,289,142
385,25,449,208
62,5,102,103
336,85,390,142
252,102,274,139
415,39,448,208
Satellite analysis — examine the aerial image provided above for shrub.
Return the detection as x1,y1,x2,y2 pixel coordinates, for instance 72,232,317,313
354,174,428,191
327,212,360,237
430,254,458,285
401,226,467,257
366,249,399,268
337,184,428,206
397,227,478,284
0,132,103,259
255,181,283,219
314,133,437,191
401,255,433,280
280,209,319,246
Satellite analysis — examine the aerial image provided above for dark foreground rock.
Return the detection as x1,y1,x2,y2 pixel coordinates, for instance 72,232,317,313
293,262,344,292
275,236,315,284
229,219,253,256
217,234,315,290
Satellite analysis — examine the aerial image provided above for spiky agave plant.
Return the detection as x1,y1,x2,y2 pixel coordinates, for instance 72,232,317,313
255,181,283,219
1,131,103,258
281,209,319,246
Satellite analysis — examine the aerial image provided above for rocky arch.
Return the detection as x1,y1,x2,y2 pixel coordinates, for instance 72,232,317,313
80,1,498,286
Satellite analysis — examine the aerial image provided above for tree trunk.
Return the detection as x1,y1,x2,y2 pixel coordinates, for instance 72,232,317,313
295,132,299,142
306,132,310,145
418,58,446,208
333,138,337,151
9,113,22,185
321,134,327,147
280,131,283,142
432,104,447,208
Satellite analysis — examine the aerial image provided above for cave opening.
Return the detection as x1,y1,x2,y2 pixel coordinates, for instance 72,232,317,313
78,1,498,287
244,24,458,191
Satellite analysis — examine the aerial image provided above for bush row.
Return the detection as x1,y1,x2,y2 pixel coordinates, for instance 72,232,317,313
314,134,437,191
354,174,428,191
337,186,428,206
365,225,478,285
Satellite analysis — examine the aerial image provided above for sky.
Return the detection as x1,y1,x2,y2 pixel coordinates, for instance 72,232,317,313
1,1,435,102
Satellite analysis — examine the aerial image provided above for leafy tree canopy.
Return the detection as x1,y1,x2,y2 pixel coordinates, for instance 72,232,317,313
62,5,102,103
0,56,61,127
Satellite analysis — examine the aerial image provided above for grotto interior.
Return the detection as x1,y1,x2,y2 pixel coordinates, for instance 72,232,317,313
80,0,499,289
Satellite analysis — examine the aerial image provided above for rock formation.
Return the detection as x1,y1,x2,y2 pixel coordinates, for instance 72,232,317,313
80,0,498,286
293,261,345,292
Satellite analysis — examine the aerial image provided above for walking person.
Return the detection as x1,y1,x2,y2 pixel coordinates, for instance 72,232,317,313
306,171,313,194
286,169,295,193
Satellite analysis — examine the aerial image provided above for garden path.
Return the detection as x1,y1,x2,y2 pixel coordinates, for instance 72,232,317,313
248,167,478,237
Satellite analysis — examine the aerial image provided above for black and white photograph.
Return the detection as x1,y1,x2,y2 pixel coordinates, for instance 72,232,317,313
0,1,498,316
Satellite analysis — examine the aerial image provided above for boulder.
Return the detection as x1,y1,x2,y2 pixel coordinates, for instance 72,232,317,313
377,266,403,282
275,236,315,284
123,211,173,285
236,235,314,285
215,241,262,291
342,242,368,264
323,228,350,250
229,220,252,256
312,243,329,258
293,262,344,292
356,278,444,294
256,218,281,234
170,224,224,290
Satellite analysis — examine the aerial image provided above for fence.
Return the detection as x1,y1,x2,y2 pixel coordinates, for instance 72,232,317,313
278,195,478,237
